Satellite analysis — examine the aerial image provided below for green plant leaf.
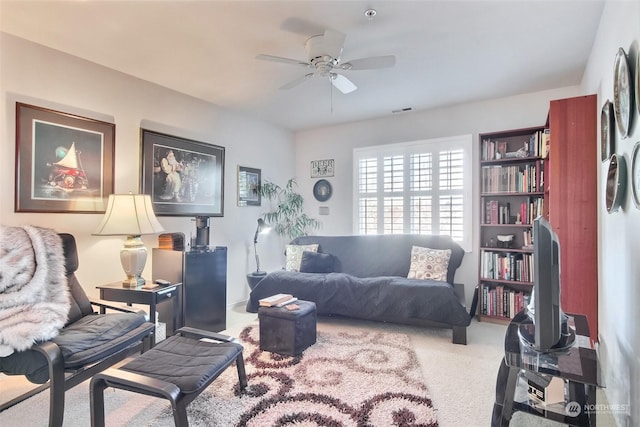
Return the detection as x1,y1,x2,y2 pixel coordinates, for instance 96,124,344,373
259,178,321,239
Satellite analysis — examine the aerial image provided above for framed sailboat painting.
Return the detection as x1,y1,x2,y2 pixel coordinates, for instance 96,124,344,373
15,102,115,213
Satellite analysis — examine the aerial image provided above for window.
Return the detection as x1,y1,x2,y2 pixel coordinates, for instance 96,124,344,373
353,135,472,251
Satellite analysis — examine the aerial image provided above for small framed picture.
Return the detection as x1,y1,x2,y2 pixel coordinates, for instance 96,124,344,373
140,129,225,217
496,141,507,159
237,166,261,206
14,102,115,213
311,159,335,178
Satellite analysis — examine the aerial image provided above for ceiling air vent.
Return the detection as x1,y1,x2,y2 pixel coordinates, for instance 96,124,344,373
392,107,414,114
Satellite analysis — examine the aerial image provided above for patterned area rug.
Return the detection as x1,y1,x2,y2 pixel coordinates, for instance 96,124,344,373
147,324,439,426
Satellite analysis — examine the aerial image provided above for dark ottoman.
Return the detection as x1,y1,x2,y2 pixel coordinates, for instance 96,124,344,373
258,300,317,356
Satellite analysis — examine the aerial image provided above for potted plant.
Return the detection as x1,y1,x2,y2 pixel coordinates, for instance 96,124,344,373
260,178,320,239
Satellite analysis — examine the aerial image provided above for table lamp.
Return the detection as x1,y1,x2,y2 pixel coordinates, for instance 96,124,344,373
93,194,164,287
253,218,271,274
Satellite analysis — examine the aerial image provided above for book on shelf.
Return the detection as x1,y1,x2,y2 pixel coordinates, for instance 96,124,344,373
522,229,533,249
480,250,533,282
259,293,294,307
482,164,541,194
489,200,498,224
540,129,550,159
527,129,550,158
479,284,530,319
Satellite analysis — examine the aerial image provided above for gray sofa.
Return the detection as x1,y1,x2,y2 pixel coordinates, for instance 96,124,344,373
246,234,471,344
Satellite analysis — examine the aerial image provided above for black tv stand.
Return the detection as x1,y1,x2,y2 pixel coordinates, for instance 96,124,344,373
491,310,601,426
517,312,576,352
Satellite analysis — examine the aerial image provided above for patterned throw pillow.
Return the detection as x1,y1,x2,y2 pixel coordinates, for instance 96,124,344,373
285,244,319,271
407,246,452,282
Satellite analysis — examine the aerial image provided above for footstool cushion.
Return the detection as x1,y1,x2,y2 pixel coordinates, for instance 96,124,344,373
90,327,246,427
259,300,317,356
119,335,240,393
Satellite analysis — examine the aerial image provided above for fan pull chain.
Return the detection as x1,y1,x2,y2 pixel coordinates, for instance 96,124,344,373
330,77,334,113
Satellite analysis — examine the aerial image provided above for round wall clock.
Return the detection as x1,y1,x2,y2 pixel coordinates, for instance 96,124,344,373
600,100,615,162
313,179,333,202
613,47,633,138
636,54,640,117
631,142,640,209
606,153,627,213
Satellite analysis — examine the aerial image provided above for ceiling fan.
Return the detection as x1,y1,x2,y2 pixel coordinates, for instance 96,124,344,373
256,29,395,94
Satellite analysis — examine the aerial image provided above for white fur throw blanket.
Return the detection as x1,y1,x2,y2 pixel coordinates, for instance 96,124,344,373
0,226,70,356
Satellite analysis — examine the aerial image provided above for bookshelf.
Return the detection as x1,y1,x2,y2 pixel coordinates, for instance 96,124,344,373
478,126,548,323
547,95,598,339
476,95,597,333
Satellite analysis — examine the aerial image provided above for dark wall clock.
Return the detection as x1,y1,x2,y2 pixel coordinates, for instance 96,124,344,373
636,53,640,117
606,153,626,213
313,179,333,202
601,100,615,162
631,142,640,209
613,47,633,138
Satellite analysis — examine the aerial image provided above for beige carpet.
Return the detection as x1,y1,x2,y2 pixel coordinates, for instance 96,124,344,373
2,322,438,427
0,309,616,426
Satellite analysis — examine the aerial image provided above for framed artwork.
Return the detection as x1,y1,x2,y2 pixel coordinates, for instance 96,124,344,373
311,159,335,178
237,166,261,206
15,102,115,213
140,129,225,217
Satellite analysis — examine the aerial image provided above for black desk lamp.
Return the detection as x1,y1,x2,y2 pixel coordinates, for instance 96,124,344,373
253,218,271,274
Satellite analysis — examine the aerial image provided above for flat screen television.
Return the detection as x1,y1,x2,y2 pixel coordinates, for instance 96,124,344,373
518,216,575,352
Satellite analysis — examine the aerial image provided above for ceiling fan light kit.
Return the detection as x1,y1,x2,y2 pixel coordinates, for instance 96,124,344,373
257,28,396,94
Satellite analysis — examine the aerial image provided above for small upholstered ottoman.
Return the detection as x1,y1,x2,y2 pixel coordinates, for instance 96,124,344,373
258,300,317,356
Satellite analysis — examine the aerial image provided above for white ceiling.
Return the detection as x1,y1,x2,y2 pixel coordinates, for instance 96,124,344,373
0,0,605,132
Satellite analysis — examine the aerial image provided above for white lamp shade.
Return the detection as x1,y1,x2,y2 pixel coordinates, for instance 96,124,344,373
93,194,164,236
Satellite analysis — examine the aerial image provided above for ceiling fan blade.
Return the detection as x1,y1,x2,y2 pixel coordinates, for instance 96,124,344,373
339,55,396,70
331,73,357,94
281,17,325,37
320,29,346,59
280,73,315,90
256,54,310,68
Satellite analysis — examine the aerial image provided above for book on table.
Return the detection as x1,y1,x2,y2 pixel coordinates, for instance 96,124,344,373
275,297,298,307
259,293,295,307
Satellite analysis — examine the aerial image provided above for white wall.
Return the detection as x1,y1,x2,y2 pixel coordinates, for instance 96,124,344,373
295,86,581,309
295,1,640,424
582,2,640,425
0,33,295,307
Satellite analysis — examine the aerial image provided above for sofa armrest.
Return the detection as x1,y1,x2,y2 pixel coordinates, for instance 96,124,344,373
453,283,466,308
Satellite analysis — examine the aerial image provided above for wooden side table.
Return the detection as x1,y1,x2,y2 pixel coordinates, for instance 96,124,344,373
96,281,183,346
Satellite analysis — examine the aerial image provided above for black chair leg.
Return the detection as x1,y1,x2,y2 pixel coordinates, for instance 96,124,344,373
49,376,65,427
90,376,108,427
38,342,65,427
173,401,189,427
236,354,248,390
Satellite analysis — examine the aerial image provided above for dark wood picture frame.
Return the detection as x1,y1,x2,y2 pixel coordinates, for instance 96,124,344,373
15,102,115,213
237,166,261,206
140,129,225,217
